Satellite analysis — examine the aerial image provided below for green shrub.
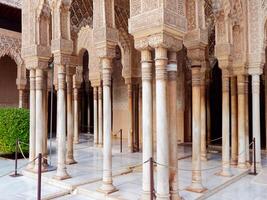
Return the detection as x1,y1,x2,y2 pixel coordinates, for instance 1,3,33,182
0,108,29,154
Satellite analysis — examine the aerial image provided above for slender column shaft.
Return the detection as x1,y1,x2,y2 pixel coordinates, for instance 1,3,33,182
100,58,116,193
177,66,185,143
252,74,262,169
73,88,79,144
244,76,250,165
206,71,211,145
43,72,48,167
200,72,207,161
155,47,170,199
87,83,91,133
128,83,134,152
237,75,247,168
54,65,70,179
168,51,181,200
265,71,267,151
231,77,238,165
19,90,24,108
94,87,99,146
98,85,103,147
187,66,206,192
141,49,153,199
27,69,36,169
220,72,232,176
35,69,45,170
66,75,76,164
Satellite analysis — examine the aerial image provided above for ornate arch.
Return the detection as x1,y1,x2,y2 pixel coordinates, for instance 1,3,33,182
0,32,23,67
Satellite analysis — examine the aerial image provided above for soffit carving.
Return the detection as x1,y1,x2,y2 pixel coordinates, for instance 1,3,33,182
70,0,93,33
0,29,23,67
0,0,21,9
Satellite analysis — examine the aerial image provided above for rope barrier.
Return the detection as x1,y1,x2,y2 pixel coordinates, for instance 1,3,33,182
17,141,28,160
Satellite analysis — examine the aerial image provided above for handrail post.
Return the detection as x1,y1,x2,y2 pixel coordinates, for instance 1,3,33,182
150,157,154,200
120,129,123,153
10,139,21,177
253,138,257,175
37,153,42,200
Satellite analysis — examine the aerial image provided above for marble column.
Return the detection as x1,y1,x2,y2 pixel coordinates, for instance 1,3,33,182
231,77,238,166
187,66,206,193
66,75,76,165
54,65,70,180
18,89,26,108
27,69,36,170
73,87,80,144
237,75,247,168
206,71,211,145
93,87,99,146
155,47,170,199
43,72,48,167
141,49,153,199
220,71,232,176
35,69,45,171
177,66,185,143
244,76,250,166
252,74,262,169
168,51,181,200
98,85,103,147
99,58,117,193
200,71,207,161
265,69,267,151
127,82,134,152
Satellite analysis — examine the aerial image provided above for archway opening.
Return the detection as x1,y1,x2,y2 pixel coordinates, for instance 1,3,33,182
0,55,18,107
210,61,222,144
80,50,94,134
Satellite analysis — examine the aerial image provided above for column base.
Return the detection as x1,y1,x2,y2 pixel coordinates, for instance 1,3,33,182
98,144,103,148
216,169,233,177
237,163,248,169
250,163,262,172
66,158,77,165
53,172,71,180
156,193,170,200
231,160,238,167
140,191,153,200
98,182,118,194
201,155,208,161
170,191,183,200
186,184,207,193
26,163,35,171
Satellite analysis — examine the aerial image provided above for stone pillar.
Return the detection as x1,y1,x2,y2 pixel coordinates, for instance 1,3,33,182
252,74,262,169
155,47,170,199
200,71,207,161
265,69,267,151
35,69,45,170
187,66,206,193
99,58,117,193
43,72,48,167
141,49,153,199
206,70,211,145
231,77,238,166
237,75,247,168
127,82,134,152
66,74,76,165
220,71,232,176
98,85,103,147
168,51,181,200
177,66,185,143
73,87,80,144
93,87,99,146
18,89,27,108
244,76,250,166
27,69,36,170
54,65,70,180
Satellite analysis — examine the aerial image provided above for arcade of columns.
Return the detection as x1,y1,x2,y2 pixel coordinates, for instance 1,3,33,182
14,0,267,199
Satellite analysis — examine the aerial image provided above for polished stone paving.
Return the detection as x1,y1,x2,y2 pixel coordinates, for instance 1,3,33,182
0,134,266,200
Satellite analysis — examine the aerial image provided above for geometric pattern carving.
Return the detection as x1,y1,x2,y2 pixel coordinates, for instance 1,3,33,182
70,0,93,33
0,32,23,67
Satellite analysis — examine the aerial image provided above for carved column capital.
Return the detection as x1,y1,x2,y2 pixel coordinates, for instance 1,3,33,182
30,69,36,90
102,58,112,86
141,49,153,81
191,66,201,87
155,47,168,81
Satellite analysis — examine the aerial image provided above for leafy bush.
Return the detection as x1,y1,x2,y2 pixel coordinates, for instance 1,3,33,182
0,108,29,154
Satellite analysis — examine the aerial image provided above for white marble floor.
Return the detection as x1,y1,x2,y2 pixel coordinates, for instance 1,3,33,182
0,134,267,200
